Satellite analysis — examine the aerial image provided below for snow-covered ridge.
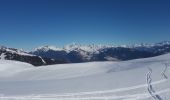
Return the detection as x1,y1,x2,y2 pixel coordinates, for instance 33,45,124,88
0,46,35,57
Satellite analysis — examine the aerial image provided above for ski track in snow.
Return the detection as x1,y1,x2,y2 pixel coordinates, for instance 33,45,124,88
146,67,163,100
161,65,168,80
0,79,170,100
161,63,170,80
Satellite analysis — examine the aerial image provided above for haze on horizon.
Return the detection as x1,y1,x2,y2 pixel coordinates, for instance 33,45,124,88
0,0,170,50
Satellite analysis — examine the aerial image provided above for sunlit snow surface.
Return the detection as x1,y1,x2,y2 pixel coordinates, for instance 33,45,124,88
0,54,170,100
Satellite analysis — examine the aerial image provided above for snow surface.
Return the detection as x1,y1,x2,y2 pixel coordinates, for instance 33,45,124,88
0,54,170,100
38,56,46,64
0,53,6,60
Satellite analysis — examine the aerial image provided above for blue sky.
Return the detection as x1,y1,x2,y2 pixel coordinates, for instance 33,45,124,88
0,0,170,50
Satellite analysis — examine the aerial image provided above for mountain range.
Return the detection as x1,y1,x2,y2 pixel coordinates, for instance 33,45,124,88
0,41,170,66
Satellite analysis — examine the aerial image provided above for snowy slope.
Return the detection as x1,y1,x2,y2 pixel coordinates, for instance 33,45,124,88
0,54,170,100
0,60,33,77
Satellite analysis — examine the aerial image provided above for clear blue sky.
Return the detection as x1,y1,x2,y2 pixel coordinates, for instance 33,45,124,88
0,0,170,50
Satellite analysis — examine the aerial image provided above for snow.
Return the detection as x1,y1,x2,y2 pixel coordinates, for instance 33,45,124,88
38,56,46,64
0,54,170,100
104,56,119,61
35,45,63,52
33,43,113,54
0,53,6,60
4,48,35,56
15,49,36,56
0,46,35,57
0,60,33,77
63,43,111,53
33,44,114,60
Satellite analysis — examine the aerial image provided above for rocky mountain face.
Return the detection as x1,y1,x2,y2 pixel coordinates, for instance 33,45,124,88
31,41,170,63
0,46,67,66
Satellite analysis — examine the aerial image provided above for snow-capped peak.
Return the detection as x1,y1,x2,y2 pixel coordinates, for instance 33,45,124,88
155,41,170,46
128,41,170,48
33,43,114,54
63,43,113,53
63,43,81,52
35,45,63,52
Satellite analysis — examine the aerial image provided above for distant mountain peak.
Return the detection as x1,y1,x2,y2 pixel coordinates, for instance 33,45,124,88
34,45,63,52
63,43,109,53
155,41,170,46
34,43,115,53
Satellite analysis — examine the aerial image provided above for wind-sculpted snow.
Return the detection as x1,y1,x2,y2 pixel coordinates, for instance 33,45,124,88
0,53,170,100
